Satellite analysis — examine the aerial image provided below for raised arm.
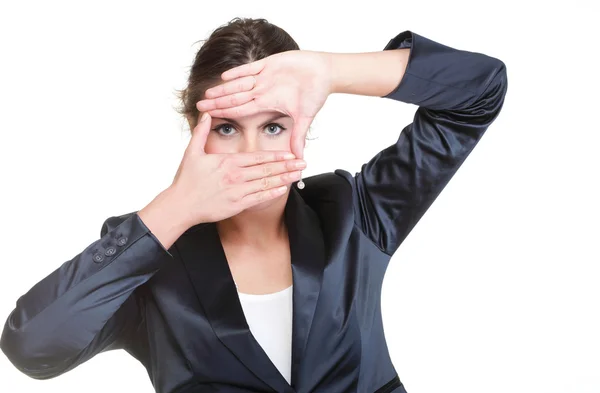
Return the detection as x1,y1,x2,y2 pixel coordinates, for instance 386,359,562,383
333,30,508,255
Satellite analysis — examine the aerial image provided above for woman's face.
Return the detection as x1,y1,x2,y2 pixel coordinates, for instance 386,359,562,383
204,110,296,212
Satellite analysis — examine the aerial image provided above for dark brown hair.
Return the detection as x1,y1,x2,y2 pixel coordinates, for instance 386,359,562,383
176,17,299,130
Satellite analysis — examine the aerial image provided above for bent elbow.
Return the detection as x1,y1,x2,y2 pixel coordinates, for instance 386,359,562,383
469,61,508,124
1,315,68,380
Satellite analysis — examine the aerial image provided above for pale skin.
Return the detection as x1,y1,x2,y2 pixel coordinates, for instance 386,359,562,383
138,48,409,294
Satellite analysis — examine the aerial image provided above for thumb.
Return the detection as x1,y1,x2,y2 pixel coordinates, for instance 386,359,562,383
291,116,311,160
190,112,212,154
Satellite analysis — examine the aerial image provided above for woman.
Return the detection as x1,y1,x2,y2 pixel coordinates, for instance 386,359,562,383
0,17,507,393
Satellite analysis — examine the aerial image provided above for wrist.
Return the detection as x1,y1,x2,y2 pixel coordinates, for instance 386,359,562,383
327,52,349,95
327,49,410,97
159,186,194,231
138,187,192,250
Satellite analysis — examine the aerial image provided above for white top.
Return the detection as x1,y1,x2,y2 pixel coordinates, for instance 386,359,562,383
237,284,293,384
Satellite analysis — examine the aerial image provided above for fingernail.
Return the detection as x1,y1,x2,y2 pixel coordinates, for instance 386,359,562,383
200,112,208,122
283,153,295,159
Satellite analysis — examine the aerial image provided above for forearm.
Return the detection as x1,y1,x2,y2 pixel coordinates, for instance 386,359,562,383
328,49,410,97
1,212,170,376
345,30,507,255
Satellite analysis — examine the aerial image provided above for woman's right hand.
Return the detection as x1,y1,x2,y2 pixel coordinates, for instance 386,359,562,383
169,111,304,227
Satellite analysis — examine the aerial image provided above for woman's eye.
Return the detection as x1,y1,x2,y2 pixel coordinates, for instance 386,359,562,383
264,123,287,137
213,124,237,136
212,123,286,138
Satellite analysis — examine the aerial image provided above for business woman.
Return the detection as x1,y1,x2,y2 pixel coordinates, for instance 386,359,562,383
0,17,507,393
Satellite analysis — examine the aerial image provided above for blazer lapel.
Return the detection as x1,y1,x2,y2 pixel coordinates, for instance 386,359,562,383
178,223,292,393
285,187,326,387
176,187,325,392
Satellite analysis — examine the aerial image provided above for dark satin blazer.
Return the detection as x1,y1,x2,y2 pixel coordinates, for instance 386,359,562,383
1,30,507,393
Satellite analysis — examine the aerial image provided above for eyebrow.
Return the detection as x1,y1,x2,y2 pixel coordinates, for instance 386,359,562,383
219,114,290,129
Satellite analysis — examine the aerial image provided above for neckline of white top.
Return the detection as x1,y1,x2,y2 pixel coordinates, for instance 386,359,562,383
237,284,293,301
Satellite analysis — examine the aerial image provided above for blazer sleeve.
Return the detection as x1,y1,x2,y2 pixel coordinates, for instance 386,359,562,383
0,212,172,379
336,31,508,256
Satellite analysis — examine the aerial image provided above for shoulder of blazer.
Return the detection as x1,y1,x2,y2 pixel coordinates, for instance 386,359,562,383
300,170,354,203
297,171,357,236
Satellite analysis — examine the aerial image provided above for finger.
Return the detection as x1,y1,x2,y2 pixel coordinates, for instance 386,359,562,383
238,184,289,210
228,150,296,168
204,75,256,99
221,59,266,81
205,100,259,119
189,112,212,154
240,159,306,182
291,135,306,161
241,170,302,195
196,91,254,112
290,117,312,159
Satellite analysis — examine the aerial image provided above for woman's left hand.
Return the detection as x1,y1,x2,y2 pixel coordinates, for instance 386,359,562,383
195,50,334,159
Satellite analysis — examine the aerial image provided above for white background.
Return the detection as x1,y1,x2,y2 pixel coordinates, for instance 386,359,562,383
1,1,598,392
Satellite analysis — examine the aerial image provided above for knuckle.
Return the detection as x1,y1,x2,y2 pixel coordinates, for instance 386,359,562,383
287,171,300,182
261,177,270,190
262,164,273,176
254,154,265,164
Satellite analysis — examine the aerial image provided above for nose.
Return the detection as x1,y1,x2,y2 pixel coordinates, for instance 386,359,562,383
241,133,259,153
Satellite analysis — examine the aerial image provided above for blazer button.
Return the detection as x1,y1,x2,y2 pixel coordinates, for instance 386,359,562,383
105,247,117,256
116,236,128,246
93,253,105,263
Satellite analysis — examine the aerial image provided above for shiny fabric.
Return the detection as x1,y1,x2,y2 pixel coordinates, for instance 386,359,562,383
0,30,507,393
